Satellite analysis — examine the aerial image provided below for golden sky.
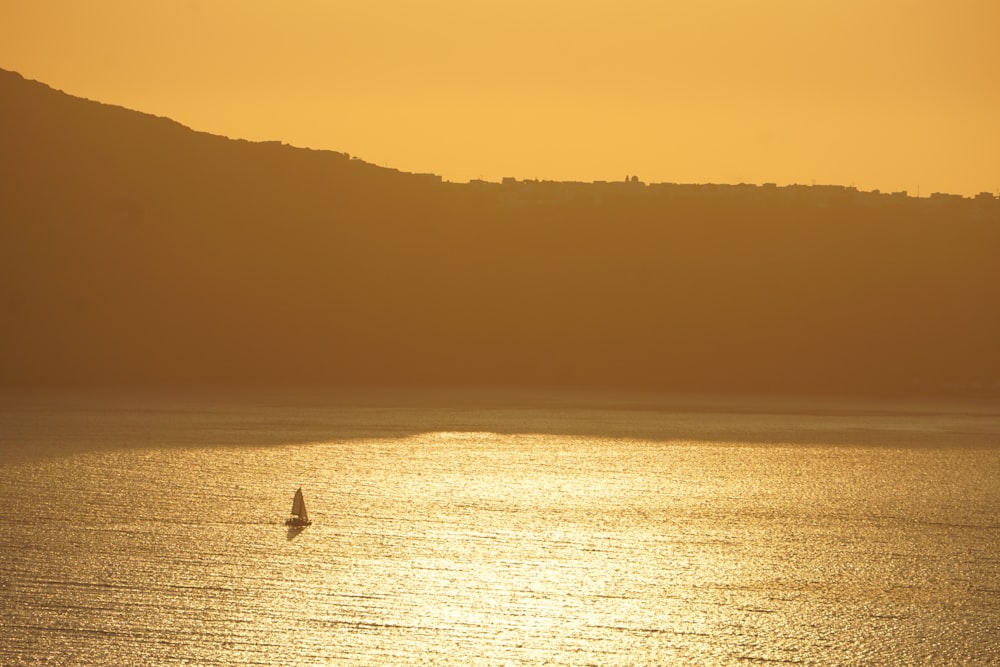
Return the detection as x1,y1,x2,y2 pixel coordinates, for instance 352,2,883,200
2,0,998,196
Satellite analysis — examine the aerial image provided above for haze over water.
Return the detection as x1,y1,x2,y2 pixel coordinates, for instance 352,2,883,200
2,390,997,665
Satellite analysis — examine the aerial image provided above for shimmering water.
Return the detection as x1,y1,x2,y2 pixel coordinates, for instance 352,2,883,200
1,391,998,665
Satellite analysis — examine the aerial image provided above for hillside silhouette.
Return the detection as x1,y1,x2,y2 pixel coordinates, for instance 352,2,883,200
2,68,998,395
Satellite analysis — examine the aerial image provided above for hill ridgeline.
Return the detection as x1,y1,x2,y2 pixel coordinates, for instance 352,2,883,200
2,68,998,395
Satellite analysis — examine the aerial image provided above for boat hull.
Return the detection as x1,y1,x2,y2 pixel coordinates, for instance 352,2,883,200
285,517,311,527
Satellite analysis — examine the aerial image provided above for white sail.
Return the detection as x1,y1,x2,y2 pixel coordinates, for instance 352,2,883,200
291,488,308,519
285,487,311,526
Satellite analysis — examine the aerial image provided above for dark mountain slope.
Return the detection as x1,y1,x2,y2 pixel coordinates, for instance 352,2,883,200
2,68,998,394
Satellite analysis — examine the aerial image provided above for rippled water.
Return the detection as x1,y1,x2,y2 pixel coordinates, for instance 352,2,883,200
1,391,998,665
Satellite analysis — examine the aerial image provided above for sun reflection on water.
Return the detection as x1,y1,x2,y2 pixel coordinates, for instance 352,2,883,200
1,411,998,664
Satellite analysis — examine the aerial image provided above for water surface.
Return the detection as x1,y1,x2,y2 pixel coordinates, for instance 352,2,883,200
1,390,998,664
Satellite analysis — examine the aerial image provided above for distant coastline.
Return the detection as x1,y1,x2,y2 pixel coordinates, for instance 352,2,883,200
2,67,998,396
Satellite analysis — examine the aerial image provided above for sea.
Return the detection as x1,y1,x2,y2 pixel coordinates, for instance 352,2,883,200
1,388,998,666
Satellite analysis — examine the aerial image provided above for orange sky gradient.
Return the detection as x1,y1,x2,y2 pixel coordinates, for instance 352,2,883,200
2,0,998,196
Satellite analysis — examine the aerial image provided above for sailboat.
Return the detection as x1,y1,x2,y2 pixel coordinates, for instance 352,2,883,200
285,487,312,527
